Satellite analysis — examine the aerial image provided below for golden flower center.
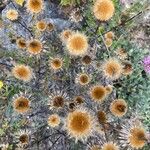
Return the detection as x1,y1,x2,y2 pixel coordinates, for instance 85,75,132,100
91,86,106,100
70,112,89,132
51,59,62,68
70,36,86,51
16,67,29,78
82,55,92,64
53,96,64,108
19,134,29,143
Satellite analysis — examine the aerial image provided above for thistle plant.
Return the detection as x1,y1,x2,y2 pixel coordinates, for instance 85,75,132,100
0,0,150,149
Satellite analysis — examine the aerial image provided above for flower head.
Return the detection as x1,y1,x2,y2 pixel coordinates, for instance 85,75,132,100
110,99,127,117
6,9,18,21
16,38,26,49
66,32,88,56
93,0,115,21
27,0,43,13
128,127,147,149
65,108,95,142
90,85,107,102
13,96,30,113
27,39,42,55
48,91,68,110
36,20,47,31
12,65,33,82
15,130,31,146
49,57,63,70
76,73,91,86
102,58,122,80
47,114,60,127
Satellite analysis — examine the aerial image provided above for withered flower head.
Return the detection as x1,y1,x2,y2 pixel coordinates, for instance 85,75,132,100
93,0,115,21
66,108,95,142
90,85,107,102
27,39,42,55
6,9,18,21
16,38,26,49
66,32,88,56
47,114,60,127
102,58,122,80
13,96,30,113
128,127,147,149
27,0,43,13
110,99,127,117
36,20,47,31
12,65,33,82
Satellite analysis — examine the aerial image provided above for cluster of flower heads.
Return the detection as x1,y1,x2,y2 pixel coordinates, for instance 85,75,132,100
3,0,148,149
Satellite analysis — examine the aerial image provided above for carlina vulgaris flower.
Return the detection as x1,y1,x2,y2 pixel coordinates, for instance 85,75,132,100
12,93,31,114
128,127,147,149
6,9,19,21
75,73,91,86
143,55,150,74
110,99,128,117
60,29,73,43
119,121,147,149
27,39,43,55
15,130,31,146
68,101,77,112
12,64,33,82
26,0,44,14
90,85,107,103
49,57,63,71
102,58,123,80
65,107,96,142
48,90,69,110
16,38,26,49
47,114,61,128
36,20,47,31
66,31,88,56
93,0,115,21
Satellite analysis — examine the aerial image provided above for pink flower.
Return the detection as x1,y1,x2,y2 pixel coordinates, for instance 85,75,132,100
143,56,150,74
